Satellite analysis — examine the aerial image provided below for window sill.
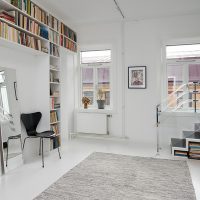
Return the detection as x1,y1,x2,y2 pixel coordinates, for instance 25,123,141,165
77,108,113,114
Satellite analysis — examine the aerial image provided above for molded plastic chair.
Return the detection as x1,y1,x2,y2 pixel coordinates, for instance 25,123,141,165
21,112,61,167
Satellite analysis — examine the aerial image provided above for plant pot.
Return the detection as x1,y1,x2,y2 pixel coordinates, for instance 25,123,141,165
97,100,105,109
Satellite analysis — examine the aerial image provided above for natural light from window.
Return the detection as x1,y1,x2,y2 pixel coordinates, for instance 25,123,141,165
80,49,112,109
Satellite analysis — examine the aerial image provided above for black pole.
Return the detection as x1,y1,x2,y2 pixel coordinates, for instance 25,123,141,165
194,82,197,113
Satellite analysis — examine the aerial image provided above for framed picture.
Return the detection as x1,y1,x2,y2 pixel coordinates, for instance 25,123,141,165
128,66,146,89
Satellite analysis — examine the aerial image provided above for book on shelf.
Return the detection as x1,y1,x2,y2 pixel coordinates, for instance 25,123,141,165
50,43,59,57
50,91,60,97
0,10,16,24
189,142,200,148
51,124,59,135
174,150,188,157
60,22,77,42
60,35,77,52
49,29,59,45
17,13,49,39
0,21,45,52
52,136,60,149
50,110,59,123
11,0,48,25
49,15,59,32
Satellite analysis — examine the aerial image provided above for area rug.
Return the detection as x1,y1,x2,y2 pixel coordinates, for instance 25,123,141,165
35,152,196,200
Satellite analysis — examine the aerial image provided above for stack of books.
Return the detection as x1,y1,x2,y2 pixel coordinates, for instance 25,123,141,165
0,11,15,24
174,150,188,157
189,142,200,159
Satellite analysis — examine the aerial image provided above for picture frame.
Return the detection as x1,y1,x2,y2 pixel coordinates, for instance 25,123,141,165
128,66,147,89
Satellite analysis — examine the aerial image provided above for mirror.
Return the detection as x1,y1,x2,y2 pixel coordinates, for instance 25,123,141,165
0,67,22,175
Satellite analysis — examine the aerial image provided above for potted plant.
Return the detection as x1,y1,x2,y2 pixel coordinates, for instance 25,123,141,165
82,97,91,109
97,88,105,109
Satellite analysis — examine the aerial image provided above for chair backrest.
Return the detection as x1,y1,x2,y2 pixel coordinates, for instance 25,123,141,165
21,112,42,136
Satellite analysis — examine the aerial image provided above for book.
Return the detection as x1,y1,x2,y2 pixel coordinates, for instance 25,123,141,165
0,21,44,52
0,11,15,24
50,43,60,57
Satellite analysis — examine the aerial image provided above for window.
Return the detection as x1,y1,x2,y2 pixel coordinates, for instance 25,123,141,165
0,71,10,114
80,50,112,109
166,44,200,111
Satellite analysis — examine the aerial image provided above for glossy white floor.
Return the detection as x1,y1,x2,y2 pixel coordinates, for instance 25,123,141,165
0,136,200,200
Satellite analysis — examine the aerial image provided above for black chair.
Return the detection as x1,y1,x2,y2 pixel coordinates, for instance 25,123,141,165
21,112,61,167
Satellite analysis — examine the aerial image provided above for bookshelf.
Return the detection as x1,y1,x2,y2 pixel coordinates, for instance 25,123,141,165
0,0,78,150
50,52,61,149
0,0,77,54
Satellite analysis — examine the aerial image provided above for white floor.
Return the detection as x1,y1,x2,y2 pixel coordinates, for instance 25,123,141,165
0,136,200,200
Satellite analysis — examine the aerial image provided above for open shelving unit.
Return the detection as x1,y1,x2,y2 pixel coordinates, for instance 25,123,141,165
0,0,78,150
49,45,61,149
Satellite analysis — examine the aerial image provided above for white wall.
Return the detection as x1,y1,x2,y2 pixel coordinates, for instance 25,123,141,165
74,14,200,147
74,21,124,138
0,46,50,160
60,49,76,140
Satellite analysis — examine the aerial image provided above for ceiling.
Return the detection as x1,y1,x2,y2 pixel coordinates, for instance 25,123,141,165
39,0,200,24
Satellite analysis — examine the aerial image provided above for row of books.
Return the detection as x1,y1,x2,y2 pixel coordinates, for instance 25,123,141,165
50,43,59,57
49,15,59,32
50,97,60,110
11,0,48,25
11,0,31,14
50,111,59,123
0,21,44,51
17,13,48,39
60,22,77,42
60,35,77,52
189,142,200,159
49,29,59,45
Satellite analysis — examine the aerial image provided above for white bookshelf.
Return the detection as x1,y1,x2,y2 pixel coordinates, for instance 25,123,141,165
0,0,78,150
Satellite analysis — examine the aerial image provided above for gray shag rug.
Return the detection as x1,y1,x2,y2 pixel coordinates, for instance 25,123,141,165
35,152,196,200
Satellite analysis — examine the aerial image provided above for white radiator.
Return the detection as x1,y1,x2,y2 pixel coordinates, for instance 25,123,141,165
76,113,107,134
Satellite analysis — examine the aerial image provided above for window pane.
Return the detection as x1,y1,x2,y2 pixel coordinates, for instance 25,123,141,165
1,86,10,114
189,64,200,82
167,64,183,108
97,68,110,105
166,44,200,59
82,68,94,105
81,50,111,64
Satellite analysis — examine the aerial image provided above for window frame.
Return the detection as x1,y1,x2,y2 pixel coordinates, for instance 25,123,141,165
162,40,200,112
79,48,113,110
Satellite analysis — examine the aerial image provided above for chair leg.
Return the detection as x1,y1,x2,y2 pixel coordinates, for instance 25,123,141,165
57,147,61,159
39,138,42,156
19,135,23,151
6,139,9,167
41,138,44,168
22,137,29,150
